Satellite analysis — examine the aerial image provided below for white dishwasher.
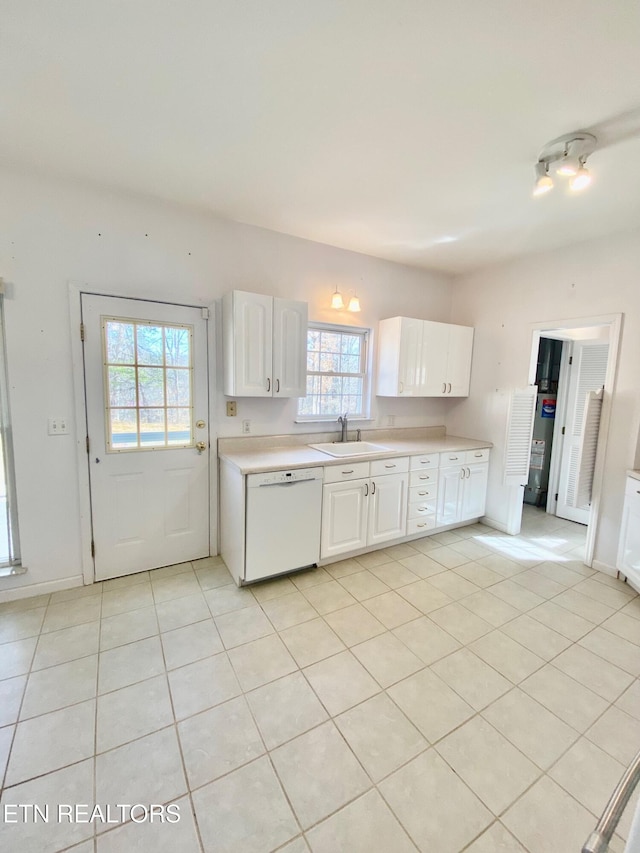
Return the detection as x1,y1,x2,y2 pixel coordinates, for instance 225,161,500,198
245,468,323,582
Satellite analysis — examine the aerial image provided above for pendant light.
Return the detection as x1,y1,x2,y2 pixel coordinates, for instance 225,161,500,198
347,292,361,312
331,286,344,310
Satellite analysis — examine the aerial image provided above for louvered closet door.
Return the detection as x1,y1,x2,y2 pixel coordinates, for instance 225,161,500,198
556,342,609,525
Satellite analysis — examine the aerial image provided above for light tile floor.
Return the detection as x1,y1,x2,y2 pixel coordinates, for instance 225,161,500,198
0,506,639,852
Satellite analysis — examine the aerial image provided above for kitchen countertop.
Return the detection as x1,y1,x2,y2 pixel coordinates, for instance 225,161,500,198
627,469,640,481
219,434,492,475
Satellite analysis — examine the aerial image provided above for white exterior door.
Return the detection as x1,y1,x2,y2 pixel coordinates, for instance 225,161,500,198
321,479,368,558
82,294,210,580
556,341,609,524
273,298,307,397
368,473,407,545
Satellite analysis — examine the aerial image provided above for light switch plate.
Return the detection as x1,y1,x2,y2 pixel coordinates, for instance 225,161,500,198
48,417,69,435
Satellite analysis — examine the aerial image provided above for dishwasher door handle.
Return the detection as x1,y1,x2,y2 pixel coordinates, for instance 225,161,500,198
258,480,313,487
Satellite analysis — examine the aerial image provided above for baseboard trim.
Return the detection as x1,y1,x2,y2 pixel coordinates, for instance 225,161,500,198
592,559,617,578
0,575,85,604
481,516,510,534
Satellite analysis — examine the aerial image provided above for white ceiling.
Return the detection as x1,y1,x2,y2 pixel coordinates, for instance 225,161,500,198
2,1,640,274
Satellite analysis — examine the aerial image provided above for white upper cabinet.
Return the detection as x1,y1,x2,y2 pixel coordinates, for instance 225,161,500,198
376,316,474,398
223,291,307,397
272,298,307,397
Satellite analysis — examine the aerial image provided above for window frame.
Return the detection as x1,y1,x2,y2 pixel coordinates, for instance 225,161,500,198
0,289,21,568
296,321,371,422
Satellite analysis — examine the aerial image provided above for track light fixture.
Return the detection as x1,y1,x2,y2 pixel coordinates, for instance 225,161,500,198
533,132,597,197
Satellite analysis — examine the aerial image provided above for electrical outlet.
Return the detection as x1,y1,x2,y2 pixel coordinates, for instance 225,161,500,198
242,419,251,434
48,417,69,435
226,401,237,417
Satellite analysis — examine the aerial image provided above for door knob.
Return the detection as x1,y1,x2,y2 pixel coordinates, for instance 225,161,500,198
195,441,208,453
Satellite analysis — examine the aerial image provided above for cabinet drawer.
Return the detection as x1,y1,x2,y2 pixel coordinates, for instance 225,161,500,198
465,448,490,464
439,450,465,466
407,516,436,535
409,484,437,502
324,461,370,484
410,470,438,488
408,501,437,520
410,453,439,470
370,456,409,477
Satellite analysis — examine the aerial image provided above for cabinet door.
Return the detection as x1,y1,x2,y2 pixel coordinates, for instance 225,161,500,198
272,298,307,397
446,325,474,396
436,465,464,525
421,321,450,395
232,292,273,397
321,479,368,559
397,318,424,395
368,473,408,546
618,487,640,581
461,463,488,520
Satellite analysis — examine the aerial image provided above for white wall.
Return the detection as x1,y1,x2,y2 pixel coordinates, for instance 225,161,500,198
0,168,454,595
447,227,640,570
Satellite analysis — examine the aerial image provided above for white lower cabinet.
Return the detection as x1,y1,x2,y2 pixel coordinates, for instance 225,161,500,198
437,462,488,526
320,449,490,562
321,479,369,559
321,471,408,558
368,472,408,546
617,476,640,591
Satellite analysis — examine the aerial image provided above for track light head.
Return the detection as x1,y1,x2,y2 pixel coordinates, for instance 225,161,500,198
569,162,592,191
533,161,554,196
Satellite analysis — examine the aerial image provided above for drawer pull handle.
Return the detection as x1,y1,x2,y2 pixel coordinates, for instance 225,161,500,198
417,522,427,528
418,491,427,496
419,475,428,480
342,470,354,475
420,459,428,463
384,464,396,469
474,452,483,457
418,507,427,512
449,456,458,461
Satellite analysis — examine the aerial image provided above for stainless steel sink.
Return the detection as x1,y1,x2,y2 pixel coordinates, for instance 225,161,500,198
309,441,391,457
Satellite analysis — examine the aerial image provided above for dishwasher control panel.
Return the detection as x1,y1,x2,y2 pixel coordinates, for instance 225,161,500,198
247,468,323,487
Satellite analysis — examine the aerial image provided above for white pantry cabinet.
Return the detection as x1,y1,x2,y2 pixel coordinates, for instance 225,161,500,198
321,463,408,558
617,475,640,591
376,316,474,397
223,290,307,397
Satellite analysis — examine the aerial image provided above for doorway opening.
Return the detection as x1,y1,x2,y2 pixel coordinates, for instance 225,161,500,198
520,314,621,567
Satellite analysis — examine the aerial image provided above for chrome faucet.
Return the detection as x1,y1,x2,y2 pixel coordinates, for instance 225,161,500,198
337,413,348,442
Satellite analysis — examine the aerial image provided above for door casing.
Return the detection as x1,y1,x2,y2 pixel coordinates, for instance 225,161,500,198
515,313,623,567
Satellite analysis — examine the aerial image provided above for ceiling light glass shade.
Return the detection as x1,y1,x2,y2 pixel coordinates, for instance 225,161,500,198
347,295,361,312
569,166,592,191
533,161,553,197
331,288,344,309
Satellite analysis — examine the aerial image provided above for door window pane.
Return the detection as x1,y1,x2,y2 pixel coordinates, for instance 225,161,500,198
103,318,194,451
